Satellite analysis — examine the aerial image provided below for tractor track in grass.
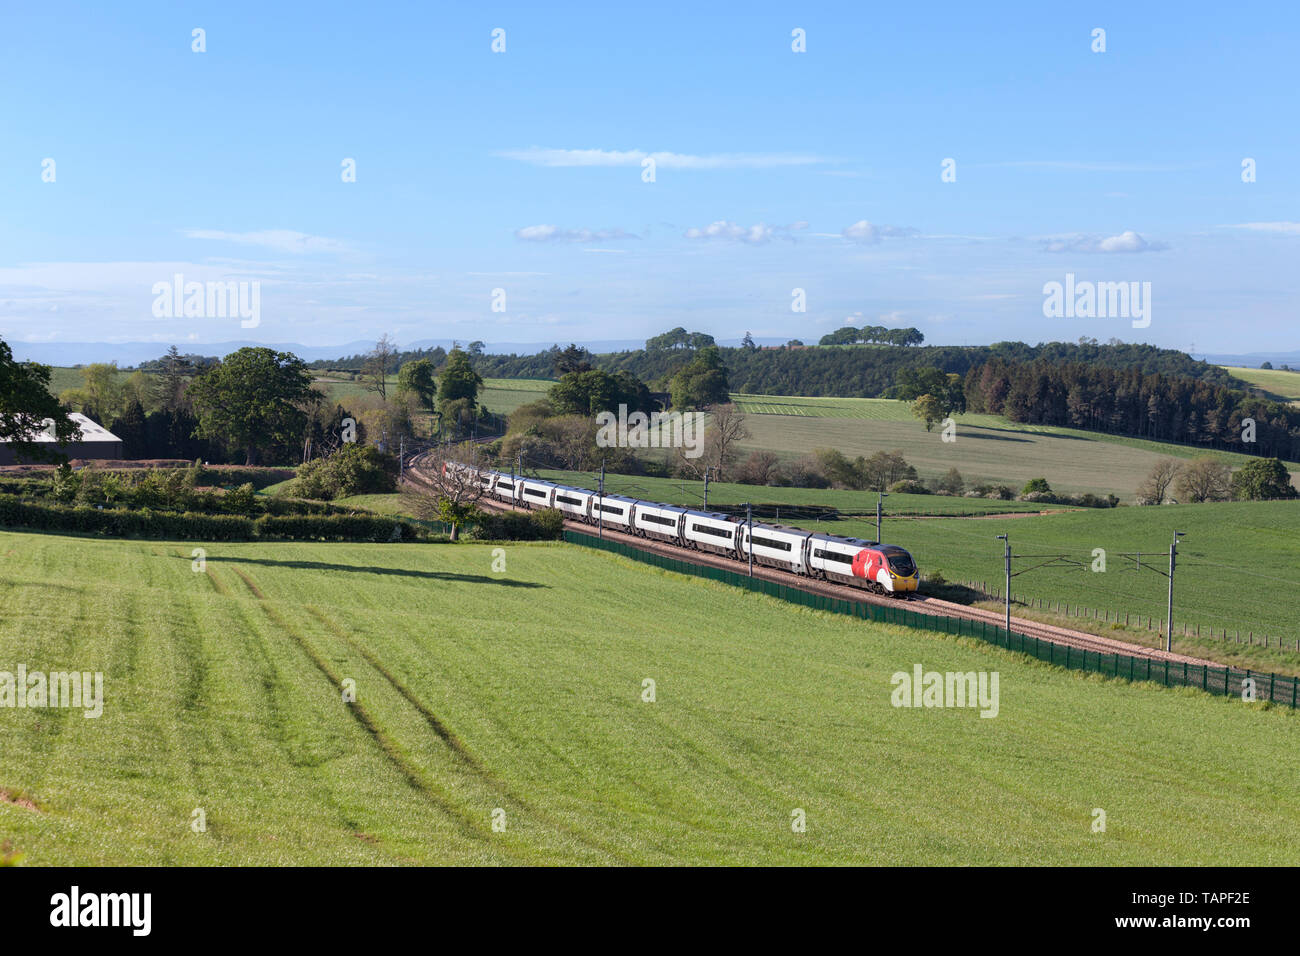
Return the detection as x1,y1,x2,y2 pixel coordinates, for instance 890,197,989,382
409,456,1218,672
225,561,622,861
229,568,505,850
302,604,633,864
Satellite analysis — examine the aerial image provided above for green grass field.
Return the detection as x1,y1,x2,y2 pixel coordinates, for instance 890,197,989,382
833,502,1300,675
45,366,134,398
729,394,1298,497
1221,366,1300,404
309,375,551,418
2,530,1297,865
479,378,554,416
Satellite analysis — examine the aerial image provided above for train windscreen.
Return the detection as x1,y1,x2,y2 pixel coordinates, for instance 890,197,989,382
887,552,916,575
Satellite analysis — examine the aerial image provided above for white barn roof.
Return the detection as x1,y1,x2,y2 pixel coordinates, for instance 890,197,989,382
2,412,122,444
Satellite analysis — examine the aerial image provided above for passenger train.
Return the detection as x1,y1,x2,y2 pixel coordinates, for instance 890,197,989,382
444,462,920,595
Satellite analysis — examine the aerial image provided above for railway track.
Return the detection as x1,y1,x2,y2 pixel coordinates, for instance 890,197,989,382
406,455,1218,669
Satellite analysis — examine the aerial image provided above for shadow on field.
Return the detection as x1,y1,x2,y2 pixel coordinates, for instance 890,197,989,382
920,580,991,604
964,425,1095,443
955,429,1035,443
202,556,549,588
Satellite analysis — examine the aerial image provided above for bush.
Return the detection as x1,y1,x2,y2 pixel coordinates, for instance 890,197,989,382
469,507,564,541
1022,477,1051,496
889,479,930,495
1019,491,1060,504
933,467,965,496
1230,457,1298,501
776,455,830,489
529,507,565,539
223,483,259,515
288,444,398,501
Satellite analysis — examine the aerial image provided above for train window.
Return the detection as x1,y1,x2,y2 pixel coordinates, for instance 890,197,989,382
642,513,678,526
556,494,583,506
814,548,853,564
887,553,916,575
596,503,624,515
524,488,546,498
750,534,792,552
691,523,733,539
497,480,514,489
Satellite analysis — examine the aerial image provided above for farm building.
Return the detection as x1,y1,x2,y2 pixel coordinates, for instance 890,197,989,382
0,412,123,465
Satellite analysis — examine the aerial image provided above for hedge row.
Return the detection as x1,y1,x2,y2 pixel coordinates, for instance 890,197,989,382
192,465,296,489
0,495,429,542
5,473,364,518
469,507,565,541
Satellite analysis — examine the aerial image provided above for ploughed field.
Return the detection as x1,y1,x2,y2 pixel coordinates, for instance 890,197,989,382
1,531,1297,865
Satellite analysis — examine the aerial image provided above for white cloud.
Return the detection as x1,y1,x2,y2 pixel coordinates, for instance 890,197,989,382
496,147,827,169
514,225,638,242
1220,222,1300,235
182,229,349,254
683,221,807,245
1040,230,1166,253
841,220,918,244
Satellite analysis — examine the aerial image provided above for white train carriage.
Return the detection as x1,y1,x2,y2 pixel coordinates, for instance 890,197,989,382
442,461,495,495
590,494,638,531
632,501,688,543
681,510,741,557
470,467,497,495
552,485,595,522
491,472,522,505
740,522,813,574
518,478,559,510
808,533,877,586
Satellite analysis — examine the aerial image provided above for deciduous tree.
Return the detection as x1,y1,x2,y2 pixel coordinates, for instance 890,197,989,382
188,347,317,465
0,338,79,462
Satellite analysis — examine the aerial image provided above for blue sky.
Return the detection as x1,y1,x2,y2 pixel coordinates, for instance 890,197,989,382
2,0,1297,356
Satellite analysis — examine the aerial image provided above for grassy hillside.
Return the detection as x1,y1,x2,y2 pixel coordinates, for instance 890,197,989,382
1222,365,1300,404
310,376,551,417
45,365,133,397
478,378,553,416
729,395,1298,497
2,531,1297,865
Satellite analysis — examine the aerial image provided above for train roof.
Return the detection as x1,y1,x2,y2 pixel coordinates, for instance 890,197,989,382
809,533,879,547
748,522,813,537
636,501,690,512
875,543,913,556
682,509,739,522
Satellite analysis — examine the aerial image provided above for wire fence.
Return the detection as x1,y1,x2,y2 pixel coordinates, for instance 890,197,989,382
939,577,1299,651
564,530,1299,709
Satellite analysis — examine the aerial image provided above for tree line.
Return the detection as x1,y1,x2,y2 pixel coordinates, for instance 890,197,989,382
964,358,1300,460
2,337,495,467
818,325,924,347
467,334,1234,398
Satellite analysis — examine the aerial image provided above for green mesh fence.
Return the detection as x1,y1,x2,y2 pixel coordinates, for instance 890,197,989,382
564,530,1298,708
